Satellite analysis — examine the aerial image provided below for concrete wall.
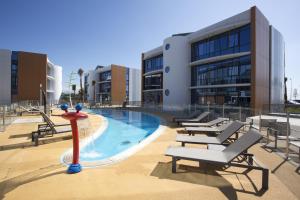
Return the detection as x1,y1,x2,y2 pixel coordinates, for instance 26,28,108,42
270,26,285,105
129,68,141,102
162,36,190,110
53,65,62,103
0,49,12,105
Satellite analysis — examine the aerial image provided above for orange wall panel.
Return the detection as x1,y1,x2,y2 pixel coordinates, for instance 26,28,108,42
17,52,47,101
111,65,126,104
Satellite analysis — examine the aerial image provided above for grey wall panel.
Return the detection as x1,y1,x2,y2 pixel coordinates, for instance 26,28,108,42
0,49,12,105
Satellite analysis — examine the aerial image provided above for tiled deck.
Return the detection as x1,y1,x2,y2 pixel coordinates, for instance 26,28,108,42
0,110,299,200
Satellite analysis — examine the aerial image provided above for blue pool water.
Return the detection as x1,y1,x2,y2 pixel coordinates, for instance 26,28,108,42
79,109,160,162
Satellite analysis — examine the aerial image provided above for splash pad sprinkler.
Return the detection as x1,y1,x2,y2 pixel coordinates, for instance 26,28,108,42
60,103,88,174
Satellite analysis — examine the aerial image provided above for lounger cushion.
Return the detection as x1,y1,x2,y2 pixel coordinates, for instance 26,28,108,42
176,134,221,144
185,122,230,132
182,118,228,127
166,146,228,164
208,144,226,151
182,122,211,127
175,112,209,122
55,126,72,132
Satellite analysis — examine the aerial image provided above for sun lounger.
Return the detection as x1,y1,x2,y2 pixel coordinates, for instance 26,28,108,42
166,129,269,190
19,106,40,116
182,122,232,135
175,112,210,125
181,117,229,127
172,110,202,122
176,121,244,146
31,112,71,146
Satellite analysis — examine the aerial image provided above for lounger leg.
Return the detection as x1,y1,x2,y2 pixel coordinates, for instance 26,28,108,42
266,128,270,145
33,132,39,146
181,142,185,147
262,168,269,190
275,133,278,149
172,157,177,173
248,156,253,165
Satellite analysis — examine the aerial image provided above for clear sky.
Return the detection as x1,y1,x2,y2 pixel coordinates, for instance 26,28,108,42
0,0,299,98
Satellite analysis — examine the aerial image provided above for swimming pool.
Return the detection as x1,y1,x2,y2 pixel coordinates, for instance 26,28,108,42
61,109,164,167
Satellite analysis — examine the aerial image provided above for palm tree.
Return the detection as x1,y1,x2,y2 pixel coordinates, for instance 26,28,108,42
92,80,96,103
77,68,84,102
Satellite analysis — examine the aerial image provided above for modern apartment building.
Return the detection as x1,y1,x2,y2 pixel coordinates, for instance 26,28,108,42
0,49,62,105
85,64,141,104
141,6,285,111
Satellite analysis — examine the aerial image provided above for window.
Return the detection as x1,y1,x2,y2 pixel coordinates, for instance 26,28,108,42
99,71,111,82
126,68,129,98
99,82,111,93
191,55,251,86
142,91,163,105
143,73,163,90
165,66,170,73
11,51,18,95
165,89,170,96
191,24,251,61
191,86,251,106
165,43,170,50
143,55,163,73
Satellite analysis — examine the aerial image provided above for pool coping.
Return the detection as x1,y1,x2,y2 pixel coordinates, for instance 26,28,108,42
60,109,166,168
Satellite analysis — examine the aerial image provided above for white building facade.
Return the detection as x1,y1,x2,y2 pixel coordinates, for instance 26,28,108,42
142,7,285,111
84,65,141,104
47,59,63,104
0,49,62,105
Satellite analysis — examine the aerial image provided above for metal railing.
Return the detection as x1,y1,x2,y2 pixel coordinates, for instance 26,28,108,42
0,104,18,132
0,100,53,132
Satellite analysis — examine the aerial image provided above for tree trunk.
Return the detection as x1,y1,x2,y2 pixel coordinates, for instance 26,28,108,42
93,85,96,103
79,77,84,103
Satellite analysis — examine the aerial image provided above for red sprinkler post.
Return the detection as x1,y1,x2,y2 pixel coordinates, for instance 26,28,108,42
61,103,88,173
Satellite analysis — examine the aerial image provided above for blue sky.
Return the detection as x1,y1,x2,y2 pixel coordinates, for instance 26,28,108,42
0,0,299,98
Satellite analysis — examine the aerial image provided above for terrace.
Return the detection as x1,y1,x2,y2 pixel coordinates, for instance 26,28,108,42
0,103,299,200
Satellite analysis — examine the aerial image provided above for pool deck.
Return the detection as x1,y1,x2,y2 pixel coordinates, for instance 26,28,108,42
0,110,299,200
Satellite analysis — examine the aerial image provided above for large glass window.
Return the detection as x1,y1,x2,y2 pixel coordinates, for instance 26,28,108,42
97,94,111,104
191,55,251,86
144,55,163,73
11,51,18,95
99,71,111,82
191,24,251,61
142,91,163,105
191,86,251,106
126,68,129,99
99,82,111,93
143,73,163,90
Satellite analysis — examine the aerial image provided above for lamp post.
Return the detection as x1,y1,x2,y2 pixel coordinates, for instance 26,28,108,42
290,78,293,100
